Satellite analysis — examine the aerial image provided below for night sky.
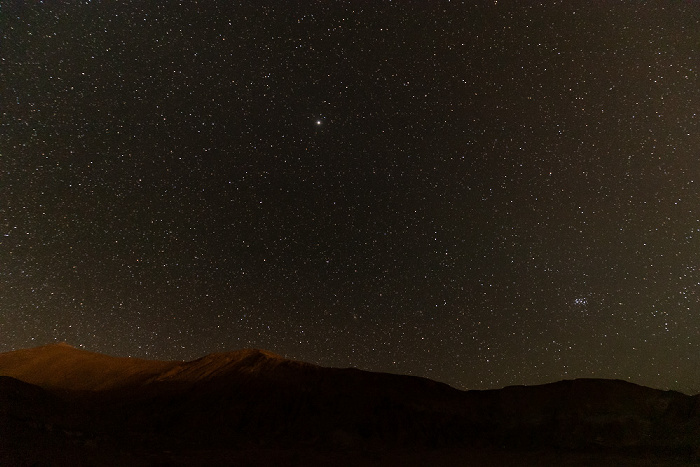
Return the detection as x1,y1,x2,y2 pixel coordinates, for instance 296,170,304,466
2,1,699,394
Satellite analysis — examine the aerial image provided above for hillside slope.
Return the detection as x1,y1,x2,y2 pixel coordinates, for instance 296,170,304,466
1,344,698,466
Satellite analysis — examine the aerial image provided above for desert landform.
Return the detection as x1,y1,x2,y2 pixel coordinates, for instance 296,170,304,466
1,343,699,466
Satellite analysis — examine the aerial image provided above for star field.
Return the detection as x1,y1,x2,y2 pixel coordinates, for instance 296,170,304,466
1,1,699,393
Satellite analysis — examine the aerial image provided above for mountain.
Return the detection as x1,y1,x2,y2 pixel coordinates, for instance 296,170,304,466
1,343,699,466
0,342,295,391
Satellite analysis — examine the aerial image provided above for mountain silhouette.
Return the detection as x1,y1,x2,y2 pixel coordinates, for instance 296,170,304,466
1,343,698,466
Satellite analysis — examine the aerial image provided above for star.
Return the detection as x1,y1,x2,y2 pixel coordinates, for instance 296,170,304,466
2,0,698,396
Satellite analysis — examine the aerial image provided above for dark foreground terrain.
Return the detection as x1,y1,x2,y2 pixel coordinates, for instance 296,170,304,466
1,343,699,466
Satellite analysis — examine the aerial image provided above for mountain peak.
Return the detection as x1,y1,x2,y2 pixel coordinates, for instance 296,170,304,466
52,342,75,349
0,344,301,392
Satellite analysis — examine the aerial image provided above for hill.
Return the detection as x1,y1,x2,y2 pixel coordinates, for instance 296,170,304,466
0,344,698,466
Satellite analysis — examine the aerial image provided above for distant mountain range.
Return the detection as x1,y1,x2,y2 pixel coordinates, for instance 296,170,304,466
1,343,698,466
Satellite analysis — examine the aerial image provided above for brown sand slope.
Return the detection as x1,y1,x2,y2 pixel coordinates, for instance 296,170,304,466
0,343,303,392
0,343,178,391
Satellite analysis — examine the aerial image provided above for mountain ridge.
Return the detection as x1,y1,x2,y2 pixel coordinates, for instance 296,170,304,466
0,343,458,395
1,344,699,466
4,342,687,396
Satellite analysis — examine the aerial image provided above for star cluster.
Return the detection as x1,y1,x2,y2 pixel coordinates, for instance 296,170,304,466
1,1,699,393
